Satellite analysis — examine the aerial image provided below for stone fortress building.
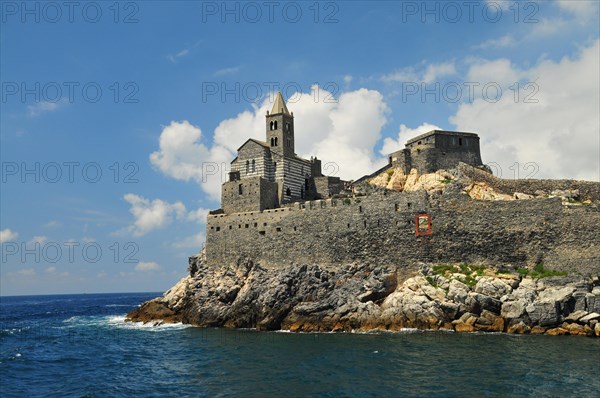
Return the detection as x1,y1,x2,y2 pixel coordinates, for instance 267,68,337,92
205,93,599,274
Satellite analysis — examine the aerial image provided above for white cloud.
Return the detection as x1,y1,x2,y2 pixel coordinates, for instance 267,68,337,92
423,62,457,83
27,236,48,246
474,35,516,50
187,208,210,224
167,49,190,63
19,268,36,276
213,66,241,76
27,100,62,117
135,261,161,272
43,220,61,228
0,229,18,243
45,266,56,273
151,86,391,196
172,232,205,249
381,62,456,84
556,0,599,21
121,194,187,236
380,123,443,155
450,40,600,181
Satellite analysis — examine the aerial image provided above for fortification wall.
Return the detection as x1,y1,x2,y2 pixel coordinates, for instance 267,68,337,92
206,190,600,275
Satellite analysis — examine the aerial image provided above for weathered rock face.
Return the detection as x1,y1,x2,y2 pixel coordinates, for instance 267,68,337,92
127,258,600,337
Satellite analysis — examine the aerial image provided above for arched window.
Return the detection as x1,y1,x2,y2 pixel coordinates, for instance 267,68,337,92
274,137,278,146
270,137,275,147
286,123,290,132
286,187,291,196
245,160,249,174
274,121,278,130
251,159,256,173
270,121,274,130
238,184,243,195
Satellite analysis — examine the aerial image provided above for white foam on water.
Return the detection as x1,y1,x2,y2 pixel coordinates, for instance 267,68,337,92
105,315,192,331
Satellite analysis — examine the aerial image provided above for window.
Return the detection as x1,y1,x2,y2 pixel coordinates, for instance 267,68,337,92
359,206,363,213
273,161,277,172
245,160,249,174
286,187,291,196
274,121,278,130
270,137,275,146
459,138,463,146
286,123,290,131
270,121,274,130
274,137,278,146
238,184,243,195
251,159,256,173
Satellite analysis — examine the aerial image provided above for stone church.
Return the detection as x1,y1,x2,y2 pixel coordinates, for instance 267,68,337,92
220,92,343,214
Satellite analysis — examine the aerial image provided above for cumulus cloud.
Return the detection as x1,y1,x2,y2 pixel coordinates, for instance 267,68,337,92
135,261,161,272
117,194,208,237
0,229,18,243
27,236,48,246
380,123,443,155
45,266,56,273
121,194,187,237
27,100,62,117
381,62,456,84
450,39,600,181
150,86,391,198
474,35,516,50
556,0,599,21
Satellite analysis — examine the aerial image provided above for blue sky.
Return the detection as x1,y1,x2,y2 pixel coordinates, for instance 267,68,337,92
1,0,599,295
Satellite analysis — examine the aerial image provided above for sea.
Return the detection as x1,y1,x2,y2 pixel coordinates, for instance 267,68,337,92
1,293,599,397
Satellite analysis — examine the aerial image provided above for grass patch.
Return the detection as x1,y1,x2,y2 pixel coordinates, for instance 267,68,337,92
516,263,568,279
430,263,487,286
440,178,452,184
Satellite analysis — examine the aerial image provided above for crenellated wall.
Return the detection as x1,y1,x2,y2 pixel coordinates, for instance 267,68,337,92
205,189,600,275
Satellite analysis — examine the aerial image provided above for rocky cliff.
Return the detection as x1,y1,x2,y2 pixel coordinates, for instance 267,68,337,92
127,256,600,337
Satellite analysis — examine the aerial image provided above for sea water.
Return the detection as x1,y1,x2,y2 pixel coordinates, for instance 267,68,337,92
1,293,599,397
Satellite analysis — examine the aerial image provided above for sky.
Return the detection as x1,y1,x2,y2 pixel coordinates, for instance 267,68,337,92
1,0,599,296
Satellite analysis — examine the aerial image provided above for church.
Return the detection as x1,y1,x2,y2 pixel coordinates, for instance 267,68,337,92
220,92,344,214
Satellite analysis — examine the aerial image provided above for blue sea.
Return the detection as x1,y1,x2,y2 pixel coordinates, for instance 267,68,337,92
1,293,599,397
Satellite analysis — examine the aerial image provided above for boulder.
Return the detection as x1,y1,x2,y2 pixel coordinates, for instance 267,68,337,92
545,327,569,336
507,321,530,334
579,312,600,324
501,300,527,320
474,277,513,299
565,310,588,322
526,300,560,327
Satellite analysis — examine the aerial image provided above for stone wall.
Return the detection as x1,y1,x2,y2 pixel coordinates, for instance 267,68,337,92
221,176,279,213
206,189,600,275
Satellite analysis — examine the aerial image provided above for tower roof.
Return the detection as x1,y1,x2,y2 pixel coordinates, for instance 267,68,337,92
270,92,291,115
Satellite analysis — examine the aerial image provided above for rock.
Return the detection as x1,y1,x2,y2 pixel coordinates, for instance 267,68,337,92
530,326,547,335
474,277,513,299
565,310,588,322
475,310,504,332
595,323,600,337
514,192,534,200
501,300,527,319
579,312,600,324
467,292,502,315
507,321,530,334
447,279,469,304
526,300,560,327
563,322,589,336
587,294,600,313
546,327,569,336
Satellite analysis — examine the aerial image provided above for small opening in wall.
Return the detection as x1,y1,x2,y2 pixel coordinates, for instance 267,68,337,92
286,188,291,196
238,225,242,228
418,141,422,145
459,138,463,146
245,224,249,228
293,226,297,231
216,227,220,231
259,231,265,235
407,202,412,209
363,220,367,228
229,225,232,230
210,227,214,230
395,203,399,211
276,227,282,232
254,222,258,227
263,222,267,226
347,223,350,228
359,206,363,213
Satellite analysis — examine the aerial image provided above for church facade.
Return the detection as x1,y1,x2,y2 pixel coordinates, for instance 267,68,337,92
220,92,343,214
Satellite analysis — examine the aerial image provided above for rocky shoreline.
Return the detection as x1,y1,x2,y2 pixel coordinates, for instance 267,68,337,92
127,256,600,337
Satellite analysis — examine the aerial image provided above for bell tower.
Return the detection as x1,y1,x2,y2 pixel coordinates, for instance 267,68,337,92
266,92,295,157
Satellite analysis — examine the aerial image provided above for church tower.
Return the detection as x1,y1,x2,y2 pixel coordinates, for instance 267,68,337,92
266,92,295,158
